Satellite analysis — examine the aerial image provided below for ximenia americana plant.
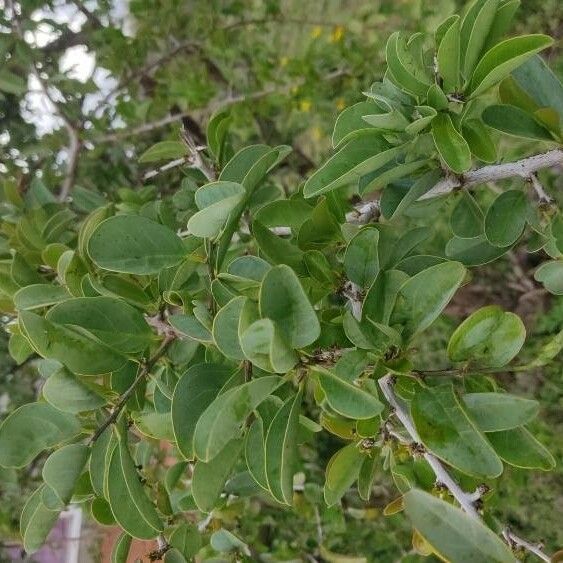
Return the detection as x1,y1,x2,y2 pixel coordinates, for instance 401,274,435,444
1,0,562,561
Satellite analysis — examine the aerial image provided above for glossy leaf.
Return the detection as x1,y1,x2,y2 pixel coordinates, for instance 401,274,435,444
411,384,503,477
88,215,185,274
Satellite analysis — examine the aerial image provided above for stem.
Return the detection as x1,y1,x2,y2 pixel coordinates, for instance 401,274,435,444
503,529,550,562
89,337,172,444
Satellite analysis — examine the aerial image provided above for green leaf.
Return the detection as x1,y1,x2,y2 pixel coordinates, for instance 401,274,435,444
169,523,202,560
411,384,503,477
362,109,410,131
88,215,185,275
240,318,298,373
446,234,511,265
357,453,380,501
259,264,320,348
303,133,396,198
386,169,442,220
437,15,461,92
254,199,313,232
42,443,90,505
469,34,554,98
463,393,539,431
447,305,525,367
483,0,520,52
139,141,186,163
20,485,60,554
106,440,160,539
245,416,268,489
314,366,383,419
13,284,71,310
332,101,381,148
534,260,563,295
450,192,484,238
462,119,497,162
192,439,243,512
344,228,380,288
324,443,365,506
461,0,500,79
20,311,127,375
188,182,245,238
265,391,302,505
0,402,80,468
193,376,283,462
252,221,305,272
487,427,555,470
89,427,114,498
482,104,553,140
210,529,249,554
431,113,472,174
168,314,212,343
212,296,246,360
171,363,233,460
484,190,528,247
91,497,116,526
404,489,516,562
390,261,466,340
111,533,132,563
385,31,431,96
46,296,153,354
206,109,232,162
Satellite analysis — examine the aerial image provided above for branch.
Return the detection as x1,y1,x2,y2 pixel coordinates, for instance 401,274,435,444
89,337,172,444
378,374,552,561
95,69,349,143
420,149,563,200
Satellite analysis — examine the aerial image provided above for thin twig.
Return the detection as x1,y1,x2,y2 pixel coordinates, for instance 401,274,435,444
420,149,563,200
503,528,550,562
528,173,554,205
89,337,172,444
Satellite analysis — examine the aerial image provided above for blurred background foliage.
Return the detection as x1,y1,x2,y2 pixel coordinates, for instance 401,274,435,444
0,0,561,561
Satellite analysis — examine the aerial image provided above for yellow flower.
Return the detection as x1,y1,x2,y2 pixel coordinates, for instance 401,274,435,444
299,99,312,112
280,56,289,67
336,98,346,111
331,25,345,42
311,26,323,39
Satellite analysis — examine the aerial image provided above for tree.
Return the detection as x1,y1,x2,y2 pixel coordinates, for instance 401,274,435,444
0,0,562,561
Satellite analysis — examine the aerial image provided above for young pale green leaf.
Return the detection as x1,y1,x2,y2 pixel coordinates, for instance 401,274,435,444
303,133,396,198
411,384,503,477
42,443,90,505
314,366,383,420
462,119,497,163
461,0,500,79
431,113,472,174
324,443,365,506
88,215,185,275
193,376,283,462
212,296,246,360
487,427,555,470
20,485,60,554
106,440,160,539
469,34,554,98
111,533,132,563
534,260,563,295
482,104,553,140
437,16,460,93
450,192,484,239
385,31,431,96
46,296,153,355
332,101,381,148
192,438,243,512
265,391,302,505
138,141,186,163
404,489,516,563
240,318,298,373
171,363,233,460
390,261,466,340
259,264,320,348
447,305,525,367
343,228,380,287
20,311,127,375
484,190,528,247
463,392,539,431
0,403,80,468
13,284,70,310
